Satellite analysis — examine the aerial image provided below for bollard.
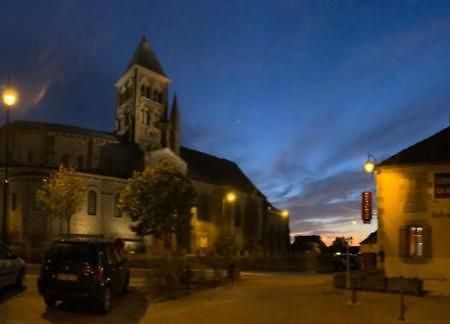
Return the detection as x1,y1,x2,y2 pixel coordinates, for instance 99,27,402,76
351,286,357,304
184,266,191,297
227,262,236,286
348,278,357,305
398,287,406,321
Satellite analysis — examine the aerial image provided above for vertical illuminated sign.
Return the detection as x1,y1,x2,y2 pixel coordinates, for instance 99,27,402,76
361,191,372,224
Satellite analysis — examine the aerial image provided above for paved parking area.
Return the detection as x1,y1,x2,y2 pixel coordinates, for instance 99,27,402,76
1,272,450,323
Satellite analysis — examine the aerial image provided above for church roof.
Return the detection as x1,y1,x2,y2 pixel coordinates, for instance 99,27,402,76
4,120,118,141
378,127,449,167
3,120,264,196
180,146,263,195
126,37,166,76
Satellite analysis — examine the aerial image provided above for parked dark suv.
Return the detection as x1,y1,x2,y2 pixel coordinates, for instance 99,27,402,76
38,237,130,313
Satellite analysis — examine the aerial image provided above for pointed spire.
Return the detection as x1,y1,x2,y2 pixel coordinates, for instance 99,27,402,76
170,94,179,127
126,37,166,76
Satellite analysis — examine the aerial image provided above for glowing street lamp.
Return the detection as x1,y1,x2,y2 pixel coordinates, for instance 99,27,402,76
281,210,289,218
2,88,18,107
363,153,376,174
225,192,236,203
1,84,18,242
222,191,237,235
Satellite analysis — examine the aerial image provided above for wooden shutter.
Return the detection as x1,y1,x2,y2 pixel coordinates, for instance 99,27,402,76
399,226,408,258
423,225,432,258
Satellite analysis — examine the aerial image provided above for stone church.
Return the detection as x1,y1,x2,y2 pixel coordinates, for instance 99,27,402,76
0,38,289,258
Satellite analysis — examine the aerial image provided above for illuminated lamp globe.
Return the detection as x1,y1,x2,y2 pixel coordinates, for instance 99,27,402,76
363,159,375,173
2,87,18,107
225,192,236,203
281,210,289,218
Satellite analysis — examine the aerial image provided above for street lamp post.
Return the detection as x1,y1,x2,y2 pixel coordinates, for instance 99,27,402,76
222,191,236,234
345,236,353,289
1,85,18,242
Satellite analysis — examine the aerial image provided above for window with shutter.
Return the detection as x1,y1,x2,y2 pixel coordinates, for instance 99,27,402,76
399,224,431,259
423,225,432,258
399,226,408,257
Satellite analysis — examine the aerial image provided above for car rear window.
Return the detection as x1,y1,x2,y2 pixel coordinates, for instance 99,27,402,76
46,243,96,264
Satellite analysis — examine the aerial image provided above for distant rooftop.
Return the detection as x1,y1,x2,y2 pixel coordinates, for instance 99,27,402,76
360,231,377,245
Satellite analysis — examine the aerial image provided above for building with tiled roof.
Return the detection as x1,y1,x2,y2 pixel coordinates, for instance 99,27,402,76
0,38,288,259
375,124,450,294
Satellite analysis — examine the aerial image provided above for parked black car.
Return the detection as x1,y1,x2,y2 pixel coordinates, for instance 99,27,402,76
38,237,129,313
0,241,25,289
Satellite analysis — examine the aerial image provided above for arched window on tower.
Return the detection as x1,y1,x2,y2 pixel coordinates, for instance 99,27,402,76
146,87,151,99
87,190,97,215
113,193,121,218
153,90,158,101
61,154,70,167
141,85,146,96
158,92,163,103
145,112,150,125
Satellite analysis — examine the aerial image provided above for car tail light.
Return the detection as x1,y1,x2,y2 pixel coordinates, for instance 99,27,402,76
93,266,104,283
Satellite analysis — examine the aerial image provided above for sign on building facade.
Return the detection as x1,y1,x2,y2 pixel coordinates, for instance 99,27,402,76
361,191,372,224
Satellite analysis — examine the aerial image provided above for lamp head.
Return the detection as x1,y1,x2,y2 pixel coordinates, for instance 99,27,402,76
2,87,18,107
225,192,236,203
281,210,289,218
363,159,375,173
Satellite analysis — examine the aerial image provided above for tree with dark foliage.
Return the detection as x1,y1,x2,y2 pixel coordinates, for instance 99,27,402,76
119,164,196,249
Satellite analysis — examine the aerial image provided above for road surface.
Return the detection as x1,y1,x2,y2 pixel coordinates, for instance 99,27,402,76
1,270,449,323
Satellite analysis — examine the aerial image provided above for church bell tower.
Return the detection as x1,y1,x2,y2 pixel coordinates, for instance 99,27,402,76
114,37,172,152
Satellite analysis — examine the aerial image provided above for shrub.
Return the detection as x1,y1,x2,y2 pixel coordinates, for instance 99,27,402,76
144,257,186,301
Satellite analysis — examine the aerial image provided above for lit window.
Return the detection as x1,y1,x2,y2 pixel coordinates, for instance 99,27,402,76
199,237,208,248
113,193,121,218
87,190,97,215
409,226,424,257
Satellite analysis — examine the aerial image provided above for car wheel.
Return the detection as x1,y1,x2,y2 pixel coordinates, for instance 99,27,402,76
44,297,57,308
98,286,112,314
15,268,25,288
121,273,130,295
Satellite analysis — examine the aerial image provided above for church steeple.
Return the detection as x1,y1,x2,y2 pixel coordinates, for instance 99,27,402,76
169,94,180,155
126,37,166,76
170,94,180,126
114,37,171,151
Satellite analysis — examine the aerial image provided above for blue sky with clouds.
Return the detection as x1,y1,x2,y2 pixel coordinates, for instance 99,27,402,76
1,0,450,244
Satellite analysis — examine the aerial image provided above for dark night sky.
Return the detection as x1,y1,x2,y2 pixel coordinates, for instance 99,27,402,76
1,1,450,244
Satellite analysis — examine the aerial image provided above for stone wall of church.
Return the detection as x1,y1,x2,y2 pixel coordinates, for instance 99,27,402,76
1,169,138,259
